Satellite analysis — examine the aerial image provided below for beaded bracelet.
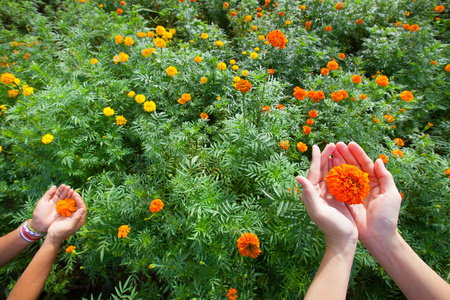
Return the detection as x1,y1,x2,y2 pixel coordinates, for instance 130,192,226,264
19,220,43,243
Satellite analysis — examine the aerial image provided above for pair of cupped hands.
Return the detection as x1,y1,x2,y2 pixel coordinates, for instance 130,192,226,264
295,142,403,251
29,185,86,244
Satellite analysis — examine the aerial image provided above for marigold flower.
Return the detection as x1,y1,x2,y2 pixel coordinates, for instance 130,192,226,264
166,66,178,76
338,53,345,59
103,107,114,116
321,68,329,76
352,75,362,84
373,117,380,123
231,65,239,71
430,60,437,65
66,246,76,254
258,35,265,41
434,5,444,13
267,30,288,49
144,101,156,112
124,37,134,46
42,134,54,144
305,21,311,30
117,8,123,14
215,40,224,47
149,199,164,213
56,198,77,217
306,90,315,99
118,52,129,62
118,225,130,238
303,125,311,135
327,61,338,71
335,2,344,10
445,168,450,177
331,90,348,102
300,5,306,10
127,91,135,98
235,80,252,93
135,94,146,104
231,11,237,17
242,70,249,76
268,69,275,75
403,24,410,30
245,15,252,23
90,58,98,65
260,106,270,113
223,2,229,9
142,48,155,57
308,110,318,118
325,164,370,205
306,118,314,125
178,93,191,105
375,75,389,87
250,52,258,59
383,114,394,123
279,140,289,150
193,56,203,64
394,138,404,146
284,20,291,26
278,11,284,17
227,288,237,300
297,142,308,152
237,232,261,258
392,149,404,158
377,154,389,164
155,26,166,36
427,122,433,127
0,105,6,112
137,32,147,38
217,62,227,71
120,1,126,5
154,37,166,48
314,91,326,101
357,19,363,25
446,64,450,72
8,90,19,97
293,87,307,100
359,94,368,100
409,24,419,32
0,146,2,153
116,115,127,125
1,72,16,85
276,104,284,110
405,11,410,16
325,26,332,32
148,31,155,38
200,112,209,120
399,91,413,102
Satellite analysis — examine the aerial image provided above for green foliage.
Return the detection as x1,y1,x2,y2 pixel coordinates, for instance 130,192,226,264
0,0,449,299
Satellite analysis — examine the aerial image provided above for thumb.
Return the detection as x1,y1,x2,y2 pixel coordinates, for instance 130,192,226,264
42,186,57,202
296,176,320,211
72,208,86,227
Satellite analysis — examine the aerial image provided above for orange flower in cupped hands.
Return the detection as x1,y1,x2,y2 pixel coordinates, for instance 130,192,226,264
375,75,389,87
293,87,307,100
308,110,318,118
267,30,288,49
118,225,130,238
434,5,444,13
227,288,238,300
325,164,370,205
394,138,404,146
279,140,289,150
235,80,252,93
392,149,404,158
352,75,362,84
237,232,261,258
297,142,308,152
303,125,311,135
149,199,164,213
327,61,338,71
56,198,77,217
378,154,389,164
399,91,413,102
66,246,76,253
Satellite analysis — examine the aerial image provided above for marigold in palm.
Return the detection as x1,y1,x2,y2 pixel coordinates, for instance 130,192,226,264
325,164,370,205
56,198,77,217
237,232,261,259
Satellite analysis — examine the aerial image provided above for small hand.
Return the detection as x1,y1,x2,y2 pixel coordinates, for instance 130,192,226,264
296,143,358,250
332,142,402,246
29,185,74,233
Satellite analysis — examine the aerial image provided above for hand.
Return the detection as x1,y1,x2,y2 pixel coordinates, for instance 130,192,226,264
29,185,74,233
332,142,402,247
296,144,358,250
46,190,87,244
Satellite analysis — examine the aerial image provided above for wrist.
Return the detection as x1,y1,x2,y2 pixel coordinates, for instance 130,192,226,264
44,233,64,246
29,218,48,234
362,231,404,259
325,236,357,256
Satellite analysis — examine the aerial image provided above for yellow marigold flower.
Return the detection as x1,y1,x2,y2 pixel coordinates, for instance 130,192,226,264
0,146,2,153
215,40,224,47
13,78,20,85
300,5,306,10
124,37,134,46
166,66,178,76
42,134,54,144
66,246,76,253
237,232,261,258
149,199,164,213
279,140,289,150
118,225,130,238
325,164,370,205
142,48,155,57
200,33,208,39
200,112,208,120
148,31,155,38
115,35,124,44
231,65,239,71
1,73,16,85
242,70,249,76
229,59,236,65
116,115,127,125
200,77,208,84
103,107,114,116
0,105,7,112
383,114,395,123
217,62,227,71
252,25,258,30
233,76,241,82
399,91,414,102
162,31,173,40
169,28,176,34
113,56,119,64
127,91,135,97
56,198,77,217
245,15,252,23
242,51,247,55
359,94,368,100
395,21,402,27
250,52,258,59
143,101,156,112
405,11,410,16
90,58,98,65
137,32,147,38
155,25,166,35
375,75,389,87
258,35,265,41
154,37,166,48
227,288,238,300
118,52,129,62
135,94,146,103
23,85,34,96
297,142,308,152
194,56,202,63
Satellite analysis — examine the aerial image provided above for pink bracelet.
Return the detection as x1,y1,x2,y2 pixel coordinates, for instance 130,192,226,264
19,221,42,243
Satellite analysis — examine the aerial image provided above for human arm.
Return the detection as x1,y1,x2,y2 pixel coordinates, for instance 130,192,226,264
295,144,358,300
8,190,86,300
333,142,450,300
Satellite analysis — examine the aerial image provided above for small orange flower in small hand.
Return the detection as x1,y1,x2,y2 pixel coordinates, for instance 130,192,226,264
325,164,370,205
149,199,164,213
56,198,77,217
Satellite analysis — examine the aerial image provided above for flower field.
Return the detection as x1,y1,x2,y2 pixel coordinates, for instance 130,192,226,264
0,0,449,298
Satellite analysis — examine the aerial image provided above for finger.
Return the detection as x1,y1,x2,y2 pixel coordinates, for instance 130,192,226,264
336,142,361,169
73,191,87,224
348,142,376,179
296,176,320,212
42,186,57,203
72,208,86,229
374,159,399,195
59,185,71,200
319,143,336,182
332,147,346,166
307,145,321,184
53,185,66,204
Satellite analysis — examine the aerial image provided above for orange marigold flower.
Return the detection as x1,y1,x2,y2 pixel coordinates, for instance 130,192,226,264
8,90,19,97
394,138,404,146
335,2,344,10
245,15,252,22
446,64,450,72
306,118,314,125
403,24,410,30
306,90,315,99
392,149,404,158
373,117,380,123
427,122,433,127
237,232,261,258
378,154,389,164
305,21,311,30
434,5,444,13
267,30,288,49
200,112,209,119
338,53,346,59
293,87,307,100
235,80,252,93
313,91,325,102
327,61,338,71
331,90,348,102
223,2,229,9
1,72,16,85
445,168,450,176
227,288,238,300
352,75,362,84
430,60,437,65
375,75,389,87
308,110,318,118
276,104,285,110
149,199,164,213
297,142,308,152
409,24,419,32
268,69,275,75
178,93,192,105
278,11,284,17
260,105,271,113
117,8,123,14
399,91,414,102
120,1,125,5
321,68,329,76
357,19,363,25
400,192,404,200
231,11,237,17
303,125,311,135
325,164,370,205
118,225,130,238
66,246,76,253
257,7,262,12
325,26,332,32
383,114,395,123
360,94,368,100
279,140,289,150
56,198,77,217
257,12,263,18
